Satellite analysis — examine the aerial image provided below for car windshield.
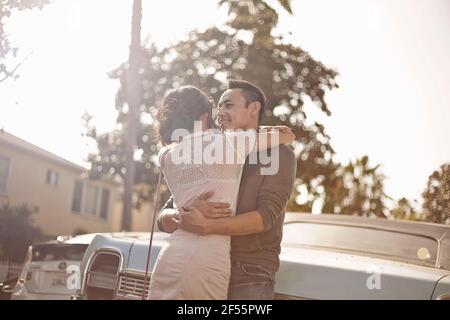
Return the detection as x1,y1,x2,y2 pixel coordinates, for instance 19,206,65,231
282,223,439,267
32,244,89,262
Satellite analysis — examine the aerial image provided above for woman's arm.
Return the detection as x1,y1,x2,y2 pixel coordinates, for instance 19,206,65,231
225,126,295,163
254,125,295,151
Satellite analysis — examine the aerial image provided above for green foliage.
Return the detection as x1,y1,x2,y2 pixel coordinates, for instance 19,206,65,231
288,155,390,217
390,197,423,222
0,202,43,263
422,163,450,224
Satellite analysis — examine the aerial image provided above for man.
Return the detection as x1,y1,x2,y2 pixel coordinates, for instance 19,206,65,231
157,79,296,299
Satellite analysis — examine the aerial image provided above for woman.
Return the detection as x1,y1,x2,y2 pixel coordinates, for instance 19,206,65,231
148,85,294,300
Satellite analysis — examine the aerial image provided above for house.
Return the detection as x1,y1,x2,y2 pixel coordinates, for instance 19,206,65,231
0,130,154,237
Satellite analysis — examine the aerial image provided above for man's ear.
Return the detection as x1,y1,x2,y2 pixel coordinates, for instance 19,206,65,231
249,101,261,119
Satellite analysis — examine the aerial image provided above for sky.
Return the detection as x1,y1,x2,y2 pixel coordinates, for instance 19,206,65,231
0,0,449,202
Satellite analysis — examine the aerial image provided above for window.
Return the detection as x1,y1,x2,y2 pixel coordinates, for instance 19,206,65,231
100,188,110,219
32,244,89,262
0,155,11,194
71,180,83,213
46,169,59,186
84,184,99,216
282,223,439,267
71,180,110,220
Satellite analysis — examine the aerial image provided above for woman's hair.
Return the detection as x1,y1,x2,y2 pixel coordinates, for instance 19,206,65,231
157,86,215,145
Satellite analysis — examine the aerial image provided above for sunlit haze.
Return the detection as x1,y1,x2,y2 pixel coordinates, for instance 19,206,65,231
1,0,449,202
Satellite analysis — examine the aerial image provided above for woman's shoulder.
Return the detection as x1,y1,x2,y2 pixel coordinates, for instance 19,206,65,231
157,145,175,166
222,128,257,138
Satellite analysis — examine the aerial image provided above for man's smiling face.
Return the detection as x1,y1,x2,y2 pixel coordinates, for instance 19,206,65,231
217,88,256,131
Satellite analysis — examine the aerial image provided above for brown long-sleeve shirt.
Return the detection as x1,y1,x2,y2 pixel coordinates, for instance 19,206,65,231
158,145,296,270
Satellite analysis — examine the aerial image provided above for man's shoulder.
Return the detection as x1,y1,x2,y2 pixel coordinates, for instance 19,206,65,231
275,145,296,176
277,145,295,160
278,144,294,154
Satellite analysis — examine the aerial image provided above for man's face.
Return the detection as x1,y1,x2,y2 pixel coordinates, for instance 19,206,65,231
217,89,256,130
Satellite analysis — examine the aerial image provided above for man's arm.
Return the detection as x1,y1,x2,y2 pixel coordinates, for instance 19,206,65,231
158,192,233,233
177,208,264,236
205,210,264,235
255,146,296,231
179,146,297,235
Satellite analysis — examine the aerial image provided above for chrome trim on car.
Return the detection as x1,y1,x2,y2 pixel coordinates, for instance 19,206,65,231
116,270,150,300
274,292,312,300
81,248,123,298
435,230,449,269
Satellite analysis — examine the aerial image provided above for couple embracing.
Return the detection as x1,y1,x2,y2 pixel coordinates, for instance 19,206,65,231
148,79,296,300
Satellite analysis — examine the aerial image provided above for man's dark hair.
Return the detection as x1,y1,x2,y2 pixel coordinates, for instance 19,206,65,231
228,79,266,122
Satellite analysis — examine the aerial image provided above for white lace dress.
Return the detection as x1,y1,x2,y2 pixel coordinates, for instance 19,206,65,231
148,129,255,300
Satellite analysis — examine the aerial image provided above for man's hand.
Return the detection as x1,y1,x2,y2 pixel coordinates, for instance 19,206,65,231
190,190,232,219
176,209,265,236
159,209,181,233
175,207,212,235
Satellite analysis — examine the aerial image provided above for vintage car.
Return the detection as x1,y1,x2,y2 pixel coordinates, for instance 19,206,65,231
73,232,169,300
0,276,18,300
9,234,94,300
9,232,151,300
73,214,450,300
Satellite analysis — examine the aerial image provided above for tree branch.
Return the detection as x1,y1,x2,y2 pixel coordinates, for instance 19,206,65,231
0,51,33,84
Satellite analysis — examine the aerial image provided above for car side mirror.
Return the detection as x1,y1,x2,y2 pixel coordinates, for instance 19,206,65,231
0,277,18,294
1,284,13,294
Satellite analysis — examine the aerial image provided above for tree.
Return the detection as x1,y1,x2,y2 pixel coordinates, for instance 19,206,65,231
390,197,423,221
85,0,389,219
422,163,450,224
85,0,337,201
288,155,390,217
0,203,43,263
0,0,50,84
